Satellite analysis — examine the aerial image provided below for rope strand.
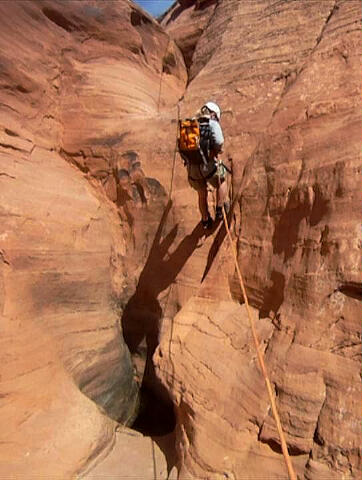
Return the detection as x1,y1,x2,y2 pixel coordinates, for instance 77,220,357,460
169,104,296,478
221,204,297,480
157,38,170,112
168,102,180,201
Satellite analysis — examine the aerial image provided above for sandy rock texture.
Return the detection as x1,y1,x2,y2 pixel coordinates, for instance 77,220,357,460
1,0,361,478
156,0,362,478
0,143,126,476
161,0,218,72
82,428,177,480
0,0,186,477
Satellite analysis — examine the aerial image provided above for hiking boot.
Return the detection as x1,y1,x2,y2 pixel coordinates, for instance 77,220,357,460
215,206,223,220
215,202,230,221
201,215,213,230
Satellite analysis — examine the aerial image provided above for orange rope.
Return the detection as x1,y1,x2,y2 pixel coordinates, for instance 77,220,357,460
221,203,297,480
172,110,296,477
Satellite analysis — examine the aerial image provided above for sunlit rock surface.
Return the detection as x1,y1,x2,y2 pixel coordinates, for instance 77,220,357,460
0,0,185,476
156,0,362,478
1,0,361,478
161,0,218,72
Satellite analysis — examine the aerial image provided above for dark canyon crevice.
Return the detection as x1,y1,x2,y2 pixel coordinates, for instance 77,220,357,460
120,200,206,437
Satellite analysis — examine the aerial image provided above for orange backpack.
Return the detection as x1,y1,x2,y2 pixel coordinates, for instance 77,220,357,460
178,117,212,166
178,118,200,152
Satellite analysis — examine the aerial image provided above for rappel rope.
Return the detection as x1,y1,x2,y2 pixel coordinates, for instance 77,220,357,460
158,101,181,346
157,38,171,113
168,101,181,201
167,91,296,479
220,199,297,480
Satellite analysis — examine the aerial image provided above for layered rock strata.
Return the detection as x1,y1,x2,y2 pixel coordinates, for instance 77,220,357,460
156,0,362,478
161,0,218,72
1,0,361,478
0,0,186,476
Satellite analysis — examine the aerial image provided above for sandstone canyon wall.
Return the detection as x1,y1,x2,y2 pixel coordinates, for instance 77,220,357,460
0,0,186,477
0,0,361,479
156,0,362,479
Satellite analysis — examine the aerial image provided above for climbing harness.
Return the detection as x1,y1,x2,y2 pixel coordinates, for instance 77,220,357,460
219,201,297,480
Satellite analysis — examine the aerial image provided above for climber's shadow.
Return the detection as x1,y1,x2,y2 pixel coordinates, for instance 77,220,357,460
121,199,203,435
122,199,204,356
201,202,235,282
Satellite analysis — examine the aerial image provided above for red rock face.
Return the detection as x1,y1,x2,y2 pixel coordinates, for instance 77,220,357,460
0,0,186,476
1,0,361,478
161,0,218,72
156,0,362,479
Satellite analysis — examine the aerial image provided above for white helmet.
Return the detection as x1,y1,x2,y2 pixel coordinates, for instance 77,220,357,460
203,101,221,120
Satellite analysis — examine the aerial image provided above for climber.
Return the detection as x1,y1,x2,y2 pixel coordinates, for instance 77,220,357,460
178,101,229,230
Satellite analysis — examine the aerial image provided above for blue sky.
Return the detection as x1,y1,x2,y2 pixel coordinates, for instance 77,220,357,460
134,0,175,17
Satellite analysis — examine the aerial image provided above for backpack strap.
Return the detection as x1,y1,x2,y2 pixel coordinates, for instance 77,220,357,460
198,117,212,162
